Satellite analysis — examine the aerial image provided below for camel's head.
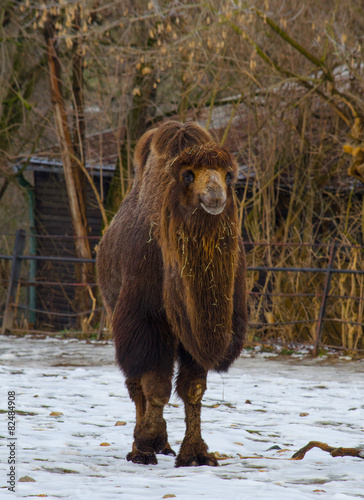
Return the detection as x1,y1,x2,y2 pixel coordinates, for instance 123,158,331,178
181,165,233,215
169,144,238,217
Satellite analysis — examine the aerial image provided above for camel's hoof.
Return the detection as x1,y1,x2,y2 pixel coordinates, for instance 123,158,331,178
127,450,158,465
160,444,176,456
175,452,218,467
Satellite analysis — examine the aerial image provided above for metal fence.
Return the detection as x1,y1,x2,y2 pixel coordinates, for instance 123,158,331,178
1,230,363,355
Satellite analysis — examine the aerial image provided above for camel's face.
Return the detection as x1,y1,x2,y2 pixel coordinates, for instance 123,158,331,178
180,166,234,216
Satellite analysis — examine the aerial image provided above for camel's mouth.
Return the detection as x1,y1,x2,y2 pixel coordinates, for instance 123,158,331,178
200,202,226,215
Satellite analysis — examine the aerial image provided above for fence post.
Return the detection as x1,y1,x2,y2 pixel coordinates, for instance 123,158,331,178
313,240,337,356
1,229,26,334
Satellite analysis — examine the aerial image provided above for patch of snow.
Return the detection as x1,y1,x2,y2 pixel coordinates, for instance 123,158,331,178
0,336,364,500
255,351,278,358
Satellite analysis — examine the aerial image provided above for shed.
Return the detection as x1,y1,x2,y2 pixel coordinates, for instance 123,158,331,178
17,130,120,330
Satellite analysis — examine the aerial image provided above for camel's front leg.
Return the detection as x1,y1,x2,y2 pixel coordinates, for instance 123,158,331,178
126,371,175,465
175,349,218,467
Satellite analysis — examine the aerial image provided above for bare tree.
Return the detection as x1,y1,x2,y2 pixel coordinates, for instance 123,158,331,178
43,13,93,316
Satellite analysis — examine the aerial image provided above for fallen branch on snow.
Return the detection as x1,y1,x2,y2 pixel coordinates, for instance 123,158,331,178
291,441,364,460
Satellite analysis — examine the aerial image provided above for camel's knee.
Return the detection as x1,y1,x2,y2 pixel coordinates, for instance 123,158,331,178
177,377,207,404
187,381,206,404
141,372,172,406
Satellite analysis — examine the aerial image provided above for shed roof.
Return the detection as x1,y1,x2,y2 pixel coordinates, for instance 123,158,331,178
18,128,124,177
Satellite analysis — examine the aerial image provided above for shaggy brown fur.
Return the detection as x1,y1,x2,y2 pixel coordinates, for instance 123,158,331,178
97,121,247,467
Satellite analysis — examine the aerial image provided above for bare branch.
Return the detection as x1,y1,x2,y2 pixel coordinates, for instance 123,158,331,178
291,441,364,460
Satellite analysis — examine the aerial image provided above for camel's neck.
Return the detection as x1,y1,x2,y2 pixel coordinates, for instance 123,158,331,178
176,215,238,299
161,203,239,370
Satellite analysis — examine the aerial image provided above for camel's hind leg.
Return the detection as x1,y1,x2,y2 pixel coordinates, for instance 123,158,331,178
175,347,218,467
126,371,175,465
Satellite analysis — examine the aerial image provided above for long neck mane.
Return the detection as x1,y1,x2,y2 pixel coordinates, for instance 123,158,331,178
161,194,239,370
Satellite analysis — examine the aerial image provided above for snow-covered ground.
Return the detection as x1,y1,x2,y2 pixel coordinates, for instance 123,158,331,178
1,336,363,499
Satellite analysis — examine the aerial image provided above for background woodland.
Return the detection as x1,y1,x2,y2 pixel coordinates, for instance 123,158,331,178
1,0,364,349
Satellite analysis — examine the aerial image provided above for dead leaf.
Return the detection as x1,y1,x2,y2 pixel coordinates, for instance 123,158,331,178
100,442,111,446
18,476,36,482
213,452,233,460
299,412,309,417
49,411,63,417
115,421,126,426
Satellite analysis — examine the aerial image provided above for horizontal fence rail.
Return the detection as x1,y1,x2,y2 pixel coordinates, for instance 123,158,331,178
248,266,364,275
19,255,96,263
0,230,363,353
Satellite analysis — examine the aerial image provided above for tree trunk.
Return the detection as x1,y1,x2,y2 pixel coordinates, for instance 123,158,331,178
44,19,93,321
72,4,86,165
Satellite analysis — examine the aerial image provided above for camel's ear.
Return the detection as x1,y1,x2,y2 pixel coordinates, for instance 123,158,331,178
229,156,239,176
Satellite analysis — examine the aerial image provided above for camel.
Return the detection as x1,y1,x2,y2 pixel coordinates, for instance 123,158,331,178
97,121,247,467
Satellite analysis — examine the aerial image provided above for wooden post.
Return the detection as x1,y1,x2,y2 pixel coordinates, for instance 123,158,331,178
313,240,337,356
1,229,26,334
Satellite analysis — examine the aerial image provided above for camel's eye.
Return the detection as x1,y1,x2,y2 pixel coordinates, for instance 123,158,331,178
226,172,234,185
182,170,195,185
